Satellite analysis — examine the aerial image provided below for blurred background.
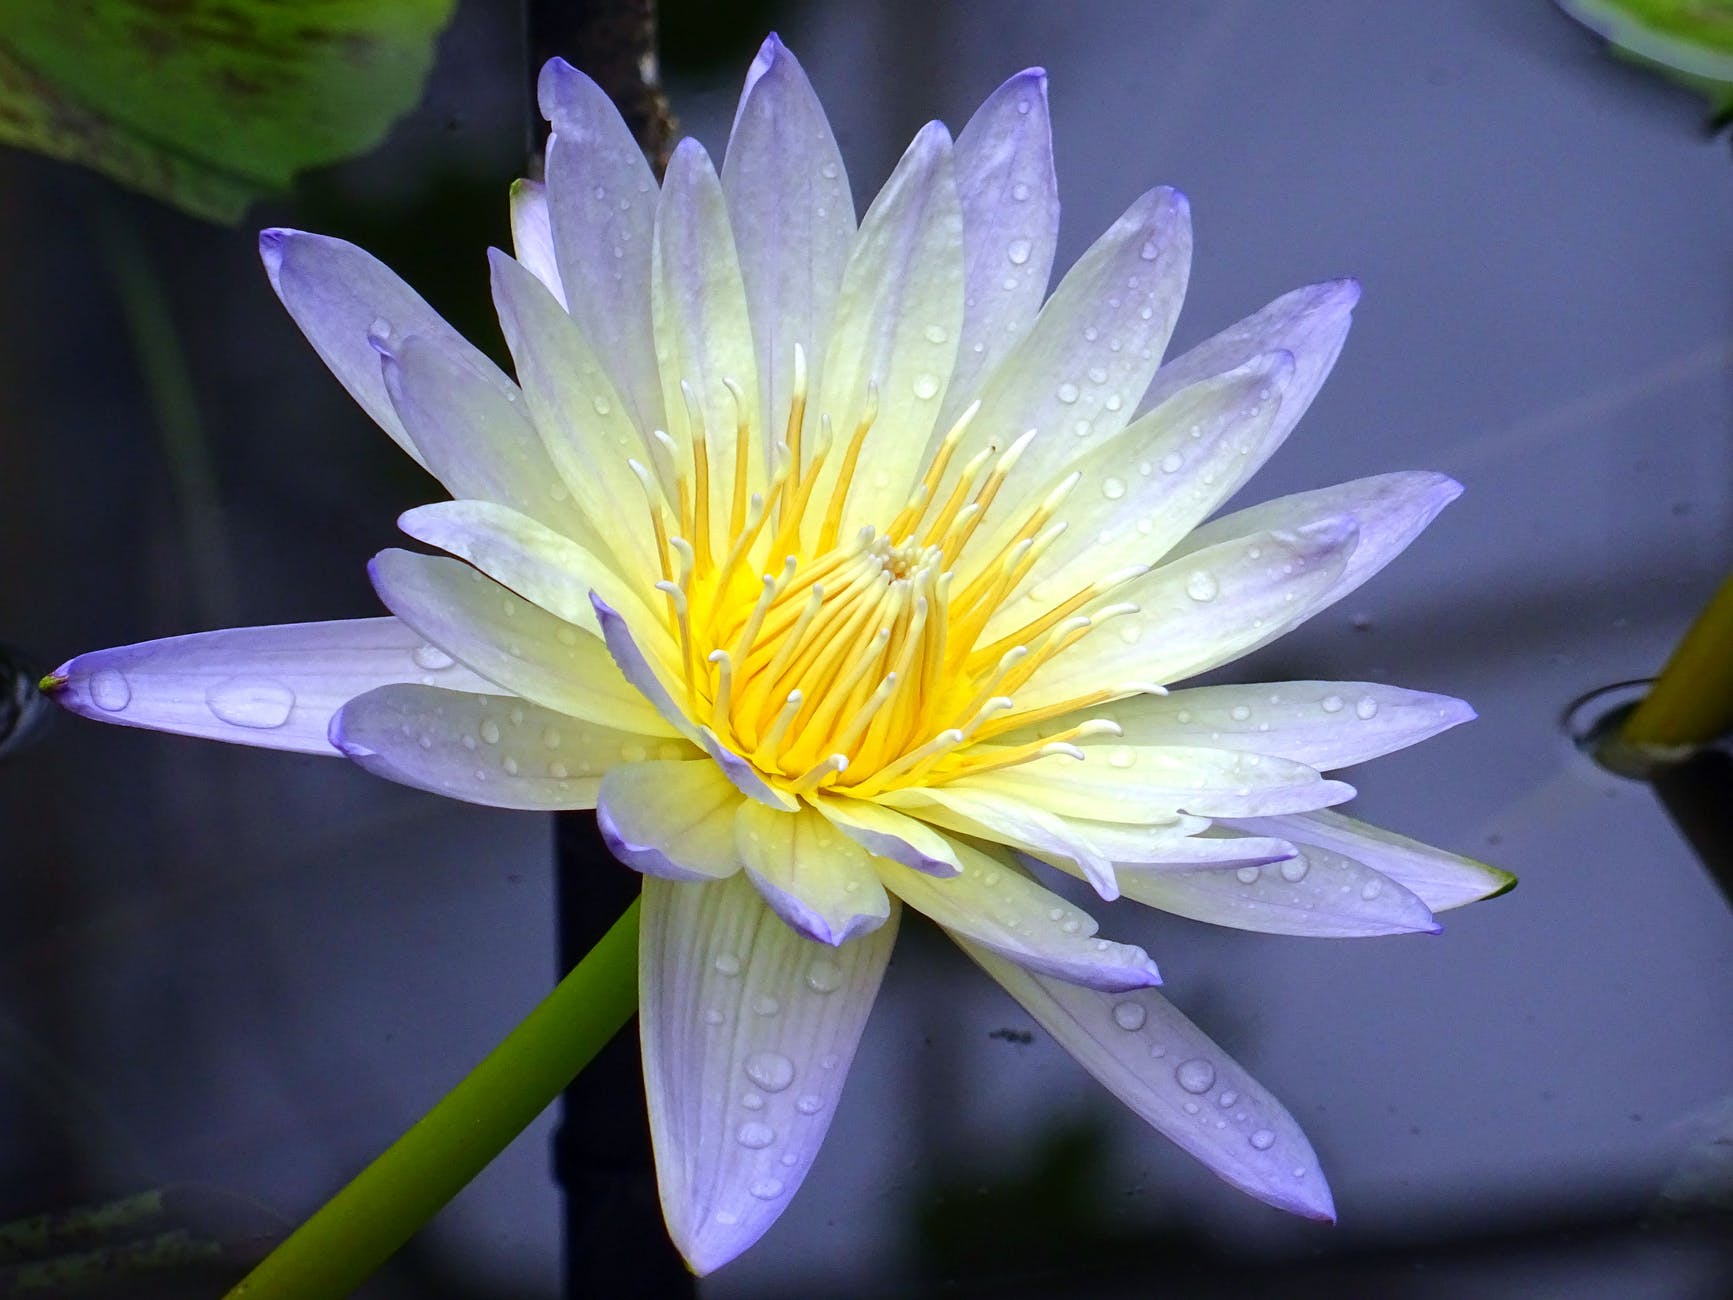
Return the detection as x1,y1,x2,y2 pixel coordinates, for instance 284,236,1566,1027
2,0,1731,1295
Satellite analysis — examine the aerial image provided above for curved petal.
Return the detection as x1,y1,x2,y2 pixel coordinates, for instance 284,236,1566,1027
809,793,962,877
369,549,676,738
1135,279,1360,476
1088,681,1475,772
812,120,964,539
331,683,679,809
958,187,1191,510
47,618,494,754
1167,471,1462,635
597,758,744,880
537,58,663,432
378,333,598,545
653,139,761,516
941,67,1058,420
959,942,1335,1221
874,842,1159,991
1225,809,1516,912
878,783,1117,898
949,746,1353,820
721,35,854,449
640,872,898,1275
736,803,891,945
508,178,565,307
488,249,660,583
398,499,658,639
977,351,1293,624
1014,516,1360,713
259,229,516,469
1117,847,1439,938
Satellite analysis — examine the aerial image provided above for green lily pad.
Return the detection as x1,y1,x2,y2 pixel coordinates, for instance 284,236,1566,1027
1558,0,1733,116
0,0,456,223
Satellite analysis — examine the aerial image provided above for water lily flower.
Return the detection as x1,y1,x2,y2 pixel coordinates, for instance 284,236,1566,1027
47,36,1513,1274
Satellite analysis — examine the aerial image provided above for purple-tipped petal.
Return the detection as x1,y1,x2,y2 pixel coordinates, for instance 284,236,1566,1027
330,683,660,810
537,57,665,432
876,842,1159,992
596,758,743,881
589,593,701,744
810,794,963,877
641,872,898,1275
960,942,1335,1221
941,67,1059,422
722,34,854,450
508,178,566,307
48,618,494,754
736,803,891,946
880,783,1118,899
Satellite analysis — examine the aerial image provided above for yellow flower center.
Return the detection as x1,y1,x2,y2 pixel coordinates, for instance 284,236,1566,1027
635,348,1136,799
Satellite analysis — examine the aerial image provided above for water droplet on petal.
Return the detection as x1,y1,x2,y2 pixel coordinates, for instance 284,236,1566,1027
1236,865,1261,884
749,1177,786,1200
1006,237,1032,265
1355,695,1380,720
591,394,612,416
912,373,939,400
1012,181,1031,201
1360,877,1384,901
753,995,781,1017
805,961,843,994
480,719,502,744
1107,746,1135,769
1112,1001,1147,1031
89,670,131,712
207,678,295,729
737,1121,775,1149
1185,571,1219,602
1101,477,1126,500
1176,1058,1216,1094
1056,382,1079,404
923,323,948,344
703,1008,724,1025
820,161,840,179
743,1051,795,1092
1230,704,1252,721
714,953,741,976
796,1093,824,1115
1279,857,1310,883
413,644,454,670
1250,1128,1276,1150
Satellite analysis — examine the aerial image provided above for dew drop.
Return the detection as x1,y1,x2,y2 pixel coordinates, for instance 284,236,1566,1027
1360,878,1384,901
1087,365,1108,384
1140,239,1161,260
1101,477,1126,500
89,670,131,712
1250,1128,1276,1150
753,995,782,1017
1236,865,1261,884
621,742,648,762
740,1092,764,1110
480,719,502,744
749,1177,785,1200
1218,1089,1240,1108
413,644,454,671
1112,1001,1147,1031
1107,746,1135,769
715,1210,739,1226
1230,704,1252,722
805,961,843,994
549,761,570,779
1320,695,1345,714
1006,237,1032,265
1160,452,1184,473
1012,181,1031,201
1279,857,1310,883
1016,98,1032,115
714,953,741,976
923,323,948,344
737,1121,775,1149
1056,382,1080,404
206,678,295,729
1184,571,1219,602
1355,695,1380,720
1176,1058,1216,1094
743,1051,796,1092
796,1093,824,1115
502,757,519,776
1119,624,1142,644
912,373,939,400
591,394,612,416
820,161,840,179
703,1008,724,1025
543,727,563,750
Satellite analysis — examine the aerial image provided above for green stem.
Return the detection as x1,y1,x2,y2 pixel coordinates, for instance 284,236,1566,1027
1621,572,1733,750
225,899,641,1298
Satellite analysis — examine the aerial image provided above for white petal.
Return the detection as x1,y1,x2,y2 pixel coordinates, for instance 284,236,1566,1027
874,842,1159,991
1136,279,1360,468
537,58,664,432
588,594,702,743
811,121,964,539
1118,846,1439,938
596,759,745,880
369,549,676,738
1014,516,1360,713
652,139,761,518
1092,680,1475,771
941,67,1059,420
809,794,962,877
488,249,661,583
977,352,1293,629
397,499,659,641
377,333,598,545
1167,472,1462,639
48,618,495,754
959,942,1335,1221
508,178,566,307
259,229,515,469
721,35,854,450
952,746,1354,820
735,803,891,945
1225,809,1516,912
878,783,1117,898
641,873,898,1275
959,187,1190,512
331,684,677,809
1006,817,1290,870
